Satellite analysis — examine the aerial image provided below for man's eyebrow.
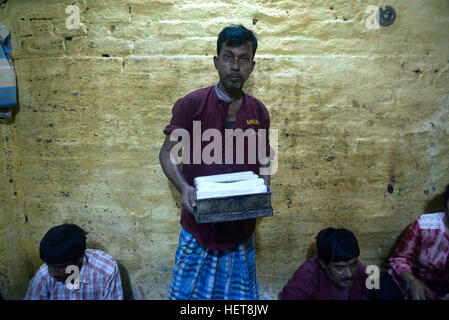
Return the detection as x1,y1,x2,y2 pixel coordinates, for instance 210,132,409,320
222,49,249,56
333,262,349,266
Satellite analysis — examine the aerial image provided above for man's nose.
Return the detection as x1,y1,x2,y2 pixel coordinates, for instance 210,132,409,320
231,58,240,70
344,267,352,278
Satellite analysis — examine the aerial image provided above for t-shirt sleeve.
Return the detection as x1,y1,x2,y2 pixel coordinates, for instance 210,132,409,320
163,95,195,136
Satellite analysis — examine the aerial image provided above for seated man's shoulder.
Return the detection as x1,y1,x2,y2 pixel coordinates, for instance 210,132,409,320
33,263,51,279
294,257,321,277
282,257,319,300
85,249,118,276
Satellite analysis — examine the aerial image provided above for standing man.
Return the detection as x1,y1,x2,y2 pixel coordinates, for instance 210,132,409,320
159,24,273,299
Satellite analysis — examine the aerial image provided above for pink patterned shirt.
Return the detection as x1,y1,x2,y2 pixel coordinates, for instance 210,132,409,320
388,212,449,299
25,249,123,300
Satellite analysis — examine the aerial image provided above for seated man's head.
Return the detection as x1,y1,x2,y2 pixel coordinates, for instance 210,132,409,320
39,224,87,282
316,228,360,289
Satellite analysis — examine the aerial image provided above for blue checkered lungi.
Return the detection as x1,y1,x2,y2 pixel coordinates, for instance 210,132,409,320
168,227,260,300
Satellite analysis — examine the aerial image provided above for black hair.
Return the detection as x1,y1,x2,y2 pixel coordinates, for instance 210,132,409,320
443,184,449,213
40,224,87,264
316,227,360,265
217,24,258,59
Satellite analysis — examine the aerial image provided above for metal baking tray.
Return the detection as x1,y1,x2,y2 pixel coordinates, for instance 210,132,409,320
192,186,273,223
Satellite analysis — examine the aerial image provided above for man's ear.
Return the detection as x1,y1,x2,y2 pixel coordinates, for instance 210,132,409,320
213,56,219,70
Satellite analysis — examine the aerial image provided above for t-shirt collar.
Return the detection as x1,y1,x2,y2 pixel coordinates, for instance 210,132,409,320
215,82,232,103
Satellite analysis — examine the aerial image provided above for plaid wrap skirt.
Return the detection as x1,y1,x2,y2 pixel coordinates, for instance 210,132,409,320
168,227,260,300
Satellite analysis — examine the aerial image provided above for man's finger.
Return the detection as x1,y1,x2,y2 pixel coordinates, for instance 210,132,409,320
186,188,197,208
182,199,193,214
190,194,197,208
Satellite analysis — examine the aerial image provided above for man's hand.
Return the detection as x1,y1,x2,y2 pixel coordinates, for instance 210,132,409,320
182,185,196,214
409,278,435,300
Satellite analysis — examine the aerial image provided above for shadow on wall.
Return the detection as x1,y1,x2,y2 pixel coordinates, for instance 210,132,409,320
88,241,134,300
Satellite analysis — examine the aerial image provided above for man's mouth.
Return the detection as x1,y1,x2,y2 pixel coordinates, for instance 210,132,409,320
341,278,354,284
228,74,241,81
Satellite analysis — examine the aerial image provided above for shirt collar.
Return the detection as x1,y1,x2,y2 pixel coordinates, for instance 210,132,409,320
215,82,232,103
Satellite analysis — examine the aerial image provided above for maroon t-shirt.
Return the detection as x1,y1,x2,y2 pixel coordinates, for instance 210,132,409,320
163,85,272,250
281,257,370,300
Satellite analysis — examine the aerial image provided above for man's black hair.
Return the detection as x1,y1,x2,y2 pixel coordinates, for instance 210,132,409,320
40,224,87,264
217,24,258,59
443,184,449,213
316,227,360,265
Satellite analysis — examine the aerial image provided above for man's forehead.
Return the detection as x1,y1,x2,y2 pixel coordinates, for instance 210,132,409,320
221,42,253,55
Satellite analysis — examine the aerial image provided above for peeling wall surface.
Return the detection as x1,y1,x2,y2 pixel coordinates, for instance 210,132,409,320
0,0,448,299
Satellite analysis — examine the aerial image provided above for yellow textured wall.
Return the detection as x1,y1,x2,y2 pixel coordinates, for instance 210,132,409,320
0,0,448,299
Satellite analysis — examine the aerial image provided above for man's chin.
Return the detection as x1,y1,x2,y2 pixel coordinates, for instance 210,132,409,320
224,80,243,91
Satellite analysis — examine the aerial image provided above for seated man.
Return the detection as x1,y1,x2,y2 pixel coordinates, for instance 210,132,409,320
281,228,369,300
377,184,449,300
25,224,123,300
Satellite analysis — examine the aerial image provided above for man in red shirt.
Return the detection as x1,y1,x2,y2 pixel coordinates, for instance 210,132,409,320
281,228,370,300
159,24,273,299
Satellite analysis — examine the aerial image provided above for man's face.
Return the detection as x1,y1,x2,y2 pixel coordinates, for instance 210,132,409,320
47,257,82,282
320,257,359,289
214,41,255,93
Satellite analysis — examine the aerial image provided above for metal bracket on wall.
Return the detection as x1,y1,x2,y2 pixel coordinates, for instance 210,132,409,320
379,5,396,27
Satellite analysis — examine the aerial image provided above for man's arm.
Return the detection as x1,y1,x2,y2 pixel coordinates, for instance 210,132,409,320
389,220,435,300
159,135,196,214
